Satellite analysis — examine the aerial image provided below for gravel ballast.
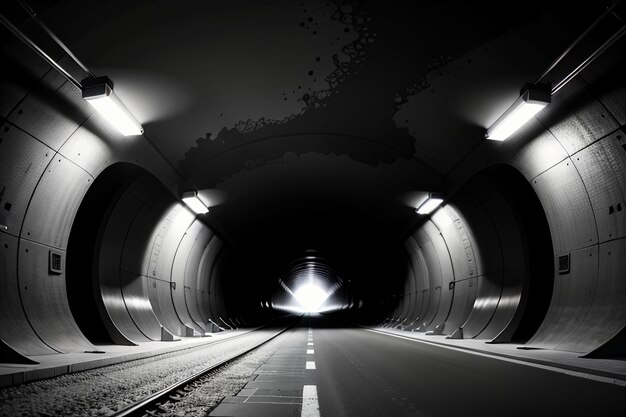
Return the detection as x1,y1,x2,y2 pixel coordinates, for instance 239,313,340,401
149,328,294,416
0,329,283,417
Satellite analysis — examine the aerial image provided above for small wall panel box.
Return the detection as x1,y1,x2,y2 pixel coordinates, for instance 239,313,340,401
558,254,570,275
49,250,63,274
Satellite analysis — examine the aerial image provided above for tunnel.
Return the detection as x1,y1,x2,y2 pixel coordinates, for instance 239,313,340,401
0,1,625,416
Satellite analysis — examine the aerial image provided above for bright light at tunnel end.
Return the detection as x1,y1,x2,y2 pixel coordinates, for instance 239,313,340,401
293,284,330,313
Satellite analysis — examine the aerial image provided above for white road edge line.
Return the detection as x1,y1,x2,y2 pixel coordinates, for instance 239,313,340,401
306,361,316,370
366,329,626,387
302,385,320,417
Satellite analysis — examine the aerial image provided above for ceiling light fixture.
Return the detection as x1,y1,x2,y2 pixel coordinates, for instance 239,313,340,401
82,77,144,136
415,192,445,215
182,191,209,214
485,1,625,141
485,87,550,141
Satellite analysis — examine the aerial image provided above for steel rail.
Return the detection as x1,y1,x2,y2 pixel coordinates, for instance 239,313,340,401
111,326,289,417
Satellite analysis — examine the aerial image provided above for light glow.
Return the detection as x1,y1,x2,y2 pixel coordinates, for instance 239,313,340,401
293,284,330,313
83,81,143,136
486,89,550,141
182,191,209,214
416,193,445,215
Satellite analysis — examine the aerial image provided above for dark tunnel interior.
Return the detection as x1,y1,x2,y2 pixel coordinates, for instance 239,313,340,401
1,1,626,402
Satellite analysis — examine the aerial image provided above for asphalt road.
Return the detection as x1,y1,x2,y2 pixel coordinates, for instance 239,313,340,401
302,318,625,417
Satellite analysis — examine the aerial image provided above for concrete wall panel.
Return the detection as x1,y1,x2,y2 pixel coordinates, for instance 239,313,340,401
476,191,526,340
557,239,626,353
579,46,626,125
396,259,417,324
428,227,454,331
147,277,184,335
98,192,151,343
185,288,207,332
446,279,473,333
405,237,429,292
435,207,476,331
402,260,420,325
461,273,502,339
532,159,598,254
452,192,502,338
0,124,52,236
144,205,195,335
508,129,568,180
573,130,626,243
184,228,213,331
209,247,227,321
0,233,55,356
119,271,162,341
412,242,430,322
415,236,441,329
453,193,502,277
58,123,116,178
7,76,89,151
21,155,92,250
197,236,221,324
99,184,161,343
18,240,93,353
526,246,597,349
535,78,619,156
120,194,171,277
171,220,206,333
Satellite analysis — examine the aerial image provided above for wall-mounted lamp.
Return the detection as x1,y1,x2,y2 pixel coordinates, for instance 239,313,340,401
182,191,209,214
415,192,445,215
0,10,143,137
82,77,144,136
485,87,550,141
484,2,625,142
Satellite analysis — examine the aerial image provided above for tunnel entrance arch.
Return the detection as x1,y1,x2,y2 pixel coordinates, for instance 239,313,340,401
66,163,146,344
456,163,554,342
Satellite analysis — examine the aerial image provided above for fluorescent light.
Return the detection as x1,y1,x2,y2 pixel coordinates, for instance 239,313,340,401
416,192,445,215
82,77,143,136
486,88,550,141
182,191,209,214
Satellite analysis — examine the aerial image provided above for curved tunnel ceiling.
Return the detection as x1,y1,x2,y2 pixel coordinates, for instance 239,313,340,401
19,0,604,313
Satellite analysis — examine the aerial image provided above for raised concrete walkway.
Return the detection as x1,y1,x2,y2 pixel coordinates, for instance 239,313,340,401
0,329,252,388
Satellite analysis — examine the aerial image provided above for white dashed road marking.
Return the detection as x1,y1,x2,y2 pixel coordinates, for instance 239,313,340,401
302,385,320,417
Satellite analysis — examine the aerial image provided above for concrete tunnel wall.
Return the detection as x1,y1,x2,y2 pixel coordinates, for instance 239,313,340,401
0,29,231,362
389,46,626,355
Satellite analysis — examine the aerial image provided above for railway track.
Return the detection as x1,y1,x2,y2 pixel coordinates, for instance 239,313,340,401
110,326,289,417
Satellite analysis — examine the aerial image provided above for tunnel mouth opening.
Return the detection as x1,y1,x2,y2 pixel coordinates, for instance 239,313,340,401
66,163,146,345
271,254,348,315
292,284,331,313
